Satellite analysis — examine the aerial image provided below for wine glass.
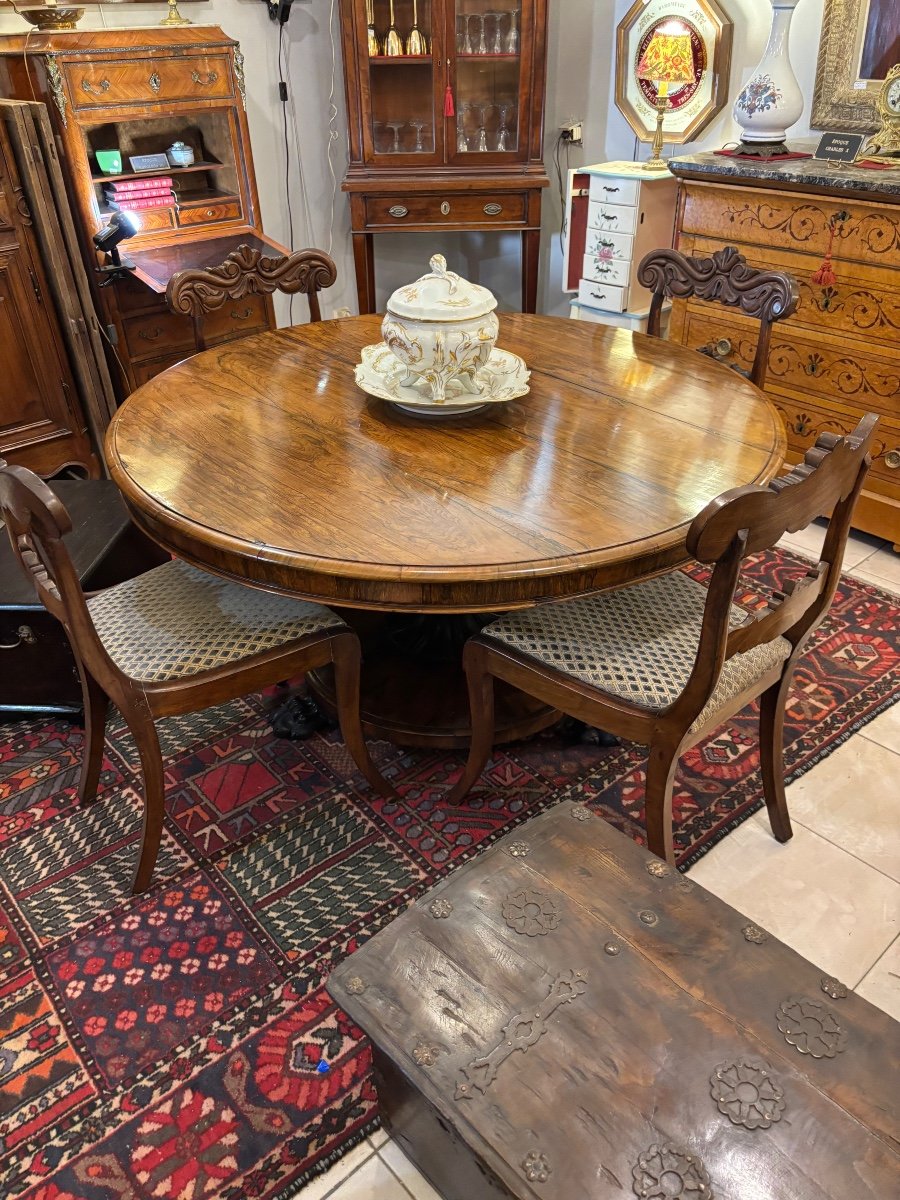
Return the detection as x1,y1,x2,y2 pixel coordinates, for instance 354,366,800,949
365,0,381,56
489,12,504,54
496,102,515,150
473,13,488,55
505,8,519,54
475,104,491,151
373,118,386,152
456,14,471,54
385,120,405,153
410,119,430,152
406,0,428,55
456,106,470,152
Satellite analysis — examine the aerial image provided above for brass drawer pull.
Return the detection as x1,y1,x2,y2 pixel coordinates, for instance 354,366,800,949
191,70,219,86
139,326,163,341
82,77,110,95
388,205,409,219
885,450,900,470
149,72,161,93
440,201,451,215
484,202,502,215
230,306,254,320
1,625,37,651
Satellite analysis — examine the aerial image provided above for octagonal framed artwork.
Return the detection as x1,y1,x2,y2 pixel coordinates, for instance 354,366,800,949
616,0,734,145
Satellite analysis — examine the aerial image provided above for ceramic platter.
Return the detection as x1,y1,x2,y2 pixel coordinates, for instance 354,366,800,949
354,341,530,417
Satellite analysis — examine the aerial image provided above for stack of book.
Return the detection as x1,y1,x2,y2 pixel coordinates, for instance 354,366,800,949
103,177,175,212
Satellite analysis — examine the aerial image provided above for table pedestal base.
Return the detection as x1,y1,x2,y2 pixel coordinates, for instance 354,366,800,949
307,613,559,750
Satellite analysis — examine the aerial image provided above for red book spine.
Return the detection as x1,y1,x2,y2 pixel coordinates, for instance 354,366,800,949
107,195,172,211
105,176,174,194
105,188,175,203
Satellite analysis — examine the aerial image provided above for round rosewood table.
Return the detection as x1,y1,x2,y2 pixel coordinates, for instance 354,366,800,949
105,313,785,747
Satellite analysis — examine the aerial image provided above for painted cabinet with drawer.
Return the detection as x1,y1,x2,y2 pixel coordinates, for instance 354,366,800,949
564,162,678,327
0,27,283,397
668,159,900,547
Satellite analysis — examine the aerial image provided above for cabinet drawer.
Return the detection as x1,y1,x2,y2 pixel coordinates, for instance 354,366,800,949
177,199,242,227
585,229,634,261
679,184,900,268
582,254,630,287
589,176,639,206
123,310,194,361
68,55,232,108
679,307,900,421
578,280,628,312
773,395,900,497
201,295,269,341
131,353,190,388
587,200,638,235
364,194,527,227
113,274,168,315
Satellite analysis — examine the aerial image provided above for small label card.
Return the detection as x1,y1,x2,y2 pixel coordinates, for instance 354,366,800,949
127,153,171,173
814,132,864,162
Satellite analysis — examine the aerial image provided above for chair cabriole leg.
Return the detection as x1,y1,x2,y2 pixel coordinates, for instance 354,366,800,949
759,675,794,843
76,662,109,806
126,709,166,895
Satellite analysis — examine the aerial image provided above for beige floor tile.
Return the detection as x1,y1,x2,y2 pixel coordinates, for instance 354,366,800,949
367,1128,389,1150
859,703,900,754
379,1140,443,1200
687,816,900,986
296,1139,378,1200
855,935,900,1021
784,737,900,881
778,520,884,569
329,1154,412,1200
848,546,900,596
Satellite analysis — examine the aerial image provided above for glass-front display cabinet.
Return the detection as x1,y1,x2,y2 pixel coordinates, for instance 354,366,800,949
339,0,549,313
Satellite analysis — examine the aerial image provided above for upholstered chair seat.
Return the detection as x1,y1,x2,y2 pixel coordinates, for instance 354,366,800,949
482,571,792,734
87,559,346,683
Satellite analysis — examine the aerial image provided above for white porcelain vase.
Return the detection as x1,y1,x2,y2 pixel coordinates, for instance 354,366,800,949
381,255,499,403
732,0,804,145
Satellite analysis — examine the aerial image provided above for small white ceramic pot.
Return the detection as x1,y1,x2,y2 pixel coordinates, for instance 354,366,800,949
381,254,499,402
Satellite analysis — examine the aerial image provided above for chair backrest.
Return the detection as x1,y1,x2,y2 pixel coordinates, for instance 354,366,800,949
637,246,799,388
166,244,338,352
0,462,112,679
668,414,878,729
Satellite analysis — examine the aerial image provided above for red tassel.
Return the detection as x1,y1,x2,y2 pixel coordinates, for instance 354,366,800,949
811,256,835,286
444,85,455,117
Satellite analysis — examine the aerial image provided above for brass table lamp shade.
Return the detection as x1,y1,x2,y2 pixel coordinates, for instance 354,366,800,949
637,31,695,169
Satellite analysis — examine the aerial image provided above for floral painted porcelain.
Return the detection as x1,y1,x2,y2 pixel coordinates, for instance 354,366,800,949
355,341,530,416
732,0,804,146
381,254,499,403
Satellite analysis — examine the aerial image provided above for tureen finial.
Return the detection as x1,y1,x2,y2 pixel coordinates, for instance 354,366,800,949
429,254,449,277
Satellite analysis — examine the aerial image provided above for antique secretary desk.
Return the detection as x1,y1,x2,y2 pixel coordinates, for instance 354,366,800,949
0,26,285,397
339,0,550,313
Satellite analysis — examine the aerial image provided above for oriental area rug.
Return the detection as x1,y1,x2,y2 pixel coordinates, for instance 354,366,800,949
0,549,897,1200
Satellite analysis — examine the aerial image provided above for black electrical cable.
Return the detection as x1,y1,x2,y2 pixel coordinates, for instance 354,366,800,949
278,22,296,322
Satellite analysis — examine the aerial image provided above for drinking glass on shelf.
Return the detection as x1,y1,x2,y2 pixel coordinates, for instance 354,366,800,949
406,0,428,55
489,12,504,54
475,104,491,151
385,120,406,153
410,119,430,152
473,13,488,55
496,102,515,150
505,8,519,54
373,119,386,152
384,0,403,56
456,106,470,152
456,14,471,54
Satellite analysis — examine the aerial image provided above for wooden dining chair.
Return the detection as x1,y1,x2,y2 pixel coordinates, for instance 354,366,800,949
446,415,878,864
637,246,799,388
166,244,338,352
0,462,393,895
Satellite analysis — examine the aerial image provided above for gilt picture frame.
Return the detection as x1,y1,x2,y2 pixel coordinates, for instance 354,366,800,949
812,0,900,132
615,0,733,144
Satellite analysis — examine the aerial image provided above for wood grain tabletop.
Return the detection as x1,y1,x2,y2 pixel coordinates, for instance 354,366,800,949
105,313,786,611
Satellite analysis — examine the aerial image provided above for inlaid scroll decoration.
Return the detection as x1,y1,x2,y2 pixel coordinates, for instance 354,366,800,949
502,889,559,937
710,1058,785,1129
632,1143,712,1199
804,282,900,331
767,345,899,399
721,201,900,256
776,996,847,1058
44,57,67,127
455,970,587,1100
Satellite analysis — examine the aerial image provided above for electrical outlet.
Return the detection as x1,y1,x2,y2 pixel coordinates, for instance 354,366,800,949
561,122,584,145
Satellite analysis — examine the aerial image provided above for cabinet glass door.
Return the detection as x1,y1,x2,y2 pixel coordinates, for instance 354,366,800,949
364,0,443,163
450,0,525,162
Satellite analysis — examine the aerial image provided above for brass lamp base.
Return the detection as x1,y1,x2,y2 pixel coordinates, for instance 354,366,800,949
160,0,191,27
644,97,671,170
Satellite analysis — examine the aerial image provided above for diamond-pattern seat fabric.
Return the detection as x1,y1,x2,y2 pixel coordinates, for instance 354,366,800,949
482,569,791,733
86,558,347,683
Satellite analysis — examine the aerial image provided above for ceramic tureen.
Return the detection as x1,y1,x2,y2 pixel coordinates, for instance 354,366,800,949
381,254,500,402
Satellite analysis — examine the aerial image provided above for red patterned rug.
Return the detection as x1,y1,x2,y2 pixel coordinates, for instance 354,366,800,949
0,549,897,1200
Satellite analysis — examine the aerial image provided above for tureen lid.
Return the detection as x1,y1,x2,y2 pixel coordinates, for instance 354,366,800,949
386,254,498,320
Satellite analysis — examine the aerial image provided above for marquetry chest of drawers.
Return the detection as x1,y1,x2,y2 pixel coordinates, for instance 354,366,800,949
564,162,677,325
668,155,900,547
330,801,899,1200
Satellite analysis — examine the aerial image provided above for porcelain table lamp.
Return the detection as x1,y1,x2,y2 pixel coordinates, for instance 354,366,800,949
637,29,696,170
